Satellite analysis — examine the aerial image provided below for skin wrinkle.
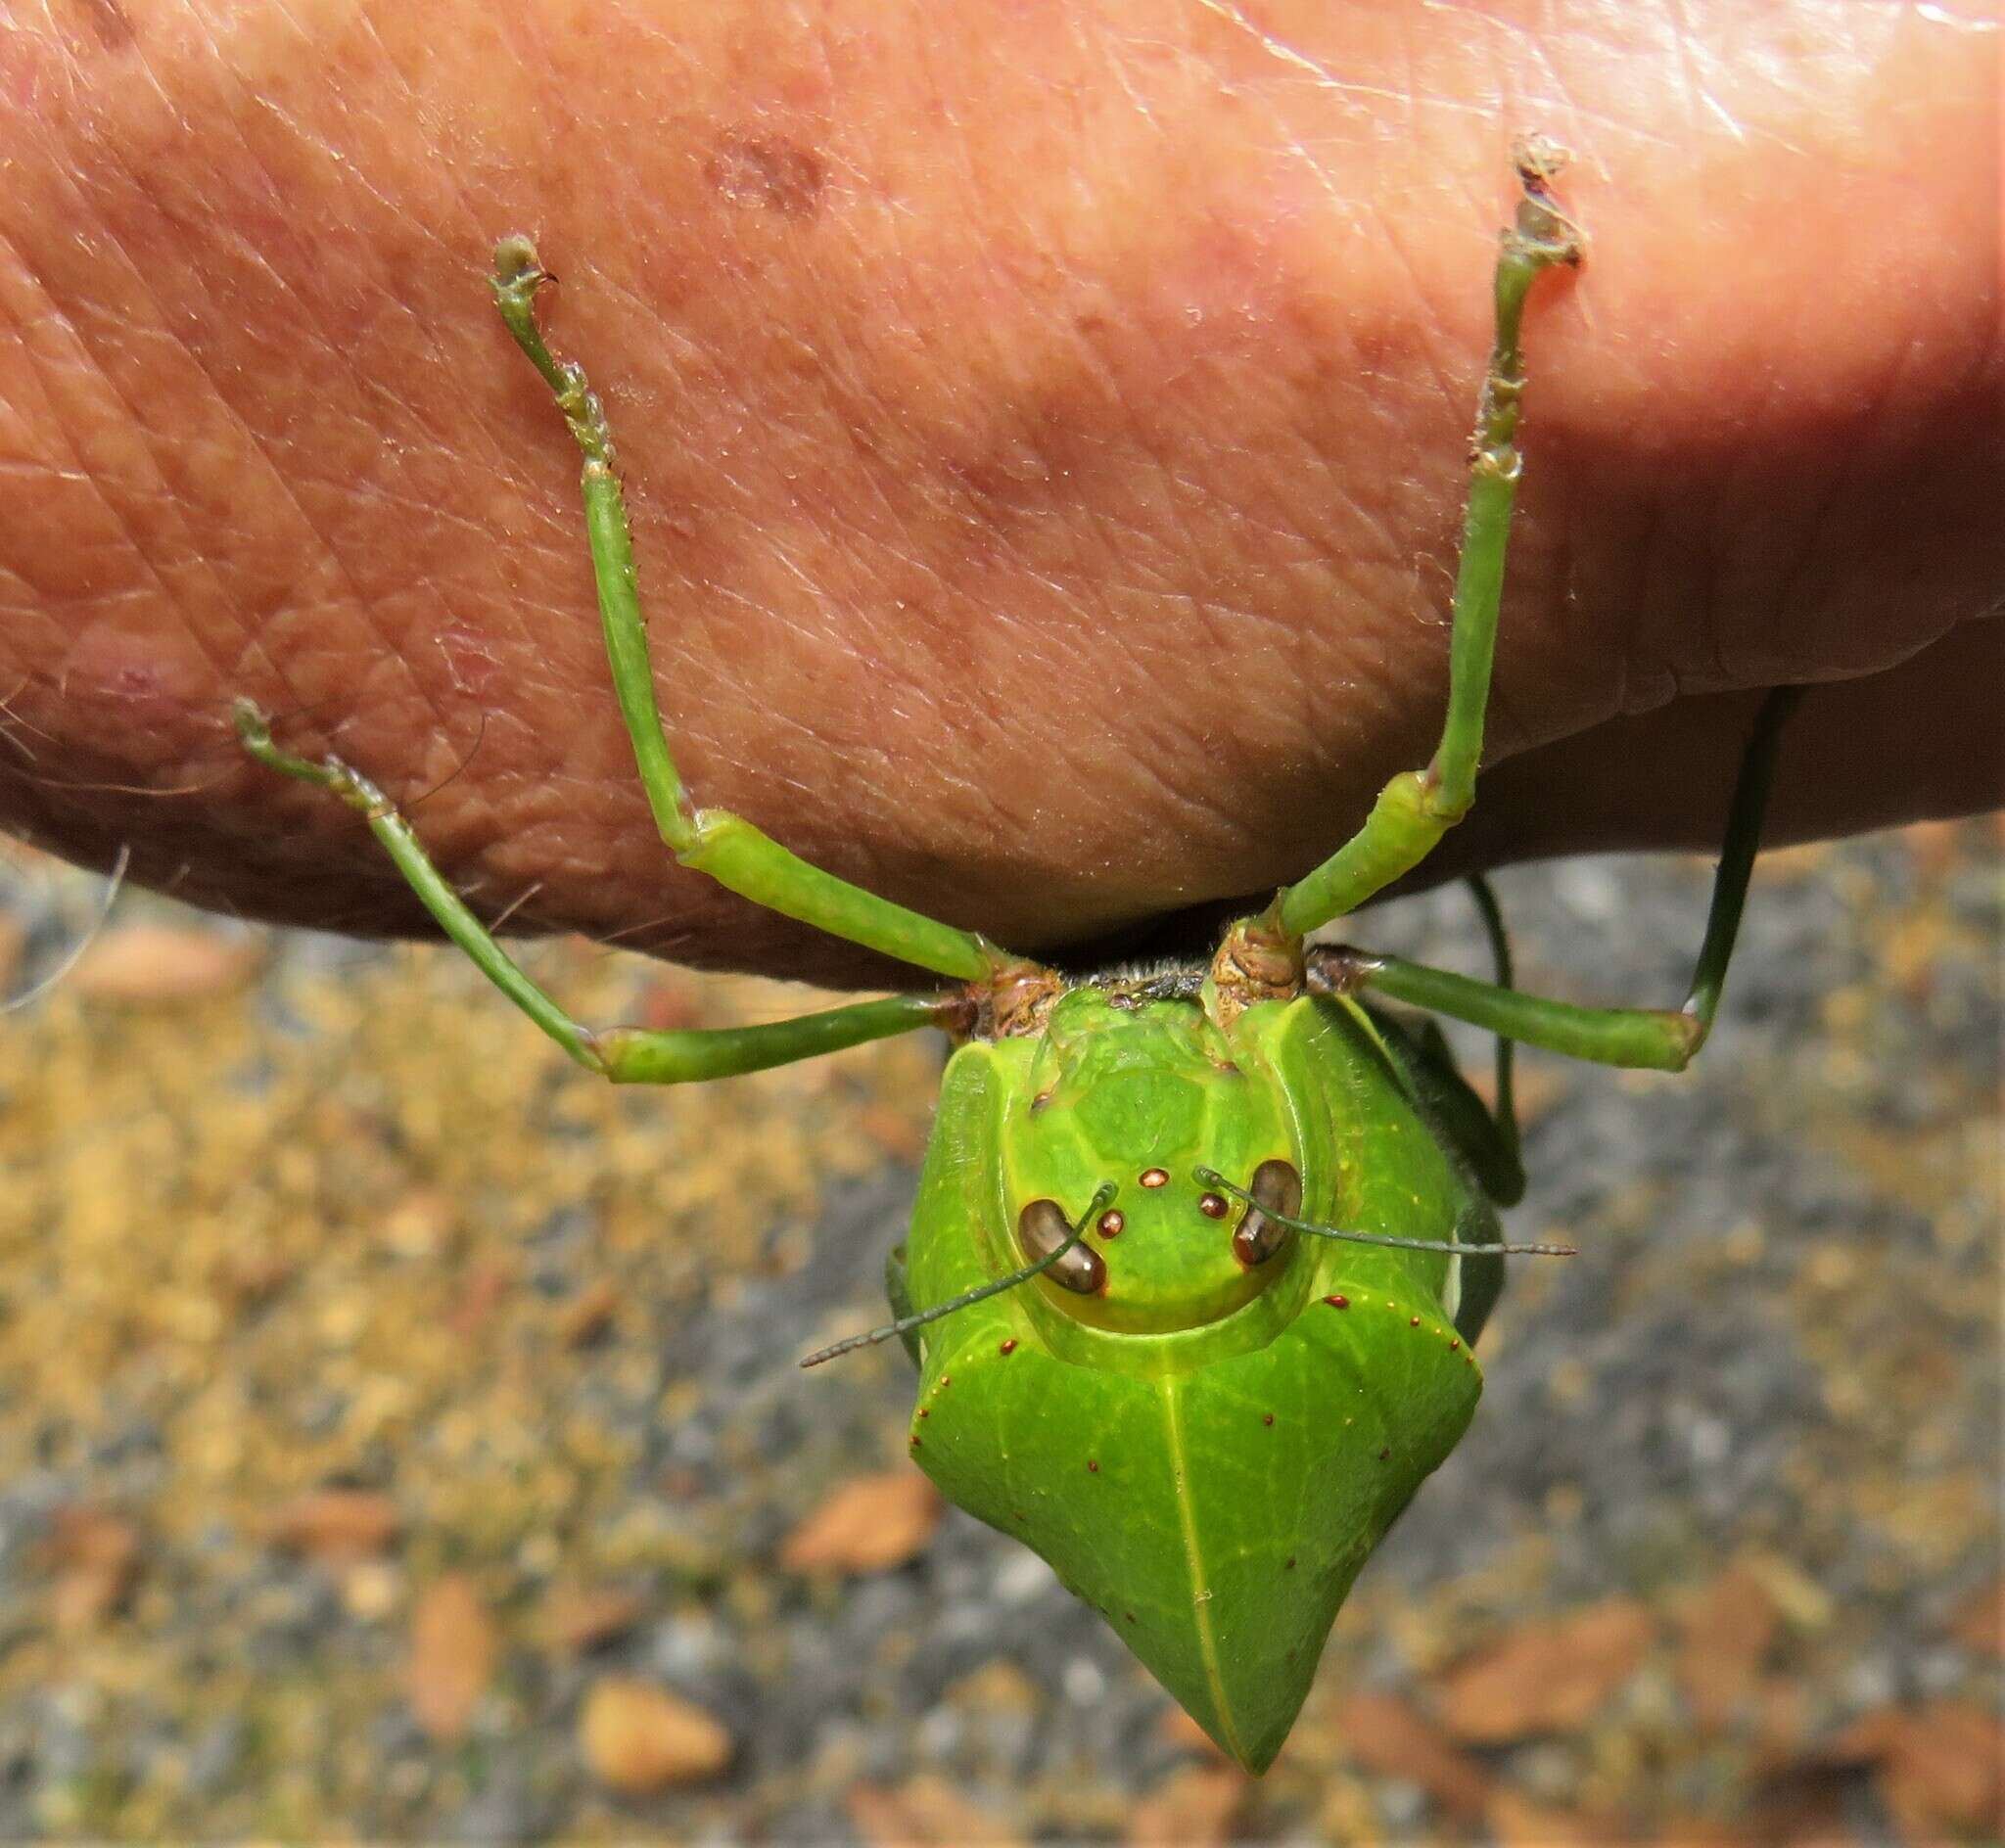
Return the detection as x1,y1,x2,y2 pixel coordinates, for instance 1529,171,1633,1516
1662,0,1741,151
1655,332,1742,707
249,13,557,761
1687,159,1827,693
0,228,247,723
1066,120,1397,763
1523,9,1748,721
1,0,1998,981
0,243,118,616
152,18,411,706
1737,338,1912,693
1195,0,1467,122
60,186,372,741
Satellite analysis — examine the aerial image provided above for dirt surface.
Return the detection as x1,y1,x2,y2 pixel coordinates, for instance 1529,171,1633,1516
0,823,1997,1842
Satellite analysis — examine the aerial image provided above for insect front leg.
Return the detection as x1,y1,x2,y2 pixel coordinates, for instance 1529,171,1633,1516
489,239,1024,987
1314,687,1802,1071
1267,140,1582,942
232,701,965,1082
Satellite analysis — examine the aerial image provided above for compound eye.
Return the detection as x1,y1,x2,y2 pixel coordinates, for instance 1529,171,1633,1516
1017,1197,1107,1295
1232,1158,1301,1268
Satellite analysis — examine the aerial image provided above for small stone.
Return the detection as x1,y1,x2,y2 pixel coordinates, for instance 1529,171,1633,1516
1123,1765,1247,1846
446,1260,513,1336
45,1506,141,1631
549,1274,617,1347
554,1278,620,1348
1675,1561,1780,1731
1486,1789,1624,1846
846,1774,1024,1846
266,1489,400,1562
857,1103,930,1164
1951,1578,2004,1657
579,1678,732,1794
211,1248,294,1311
1835,1699,2002,1839
406,1573,495,1743
70,924,259,1001
539,1583,647,1653
1333,1690,1494,1820
1157,1706,1230,1760
1436,1599,1655,1743
380,1186,457,1261
778,1473,941,1576
341,1560,402,1622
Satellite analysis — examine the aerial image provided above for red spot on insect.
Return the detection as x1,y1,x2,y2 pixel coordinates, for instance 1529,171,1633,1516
1140,1168,1169,1189
1377,1447,1391,1460
940,1376,951,1387
917,1409,930,1418
1097,1210,1126,1238
909,1436,921,1449
1284,1556,1296,1569
1000,1338,1017,1355
1198,1193,1229,1220
1087,1460,1099,1473
1263,1414,1275,1426
1325,1294,1350,1309
1449,1338,1460,1351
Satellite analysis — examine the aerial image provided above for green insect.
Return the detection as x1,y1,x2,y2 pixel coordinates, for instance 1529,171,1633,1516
233,143,1797,1774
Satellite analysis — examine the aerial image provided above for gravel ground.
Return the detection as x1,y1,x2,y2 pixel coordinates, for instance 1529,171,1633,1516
0,821,1997,1842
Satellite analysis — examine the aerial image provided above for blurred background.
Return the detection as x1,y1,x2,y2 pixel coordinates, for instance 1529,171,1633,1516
0,821,1997,1843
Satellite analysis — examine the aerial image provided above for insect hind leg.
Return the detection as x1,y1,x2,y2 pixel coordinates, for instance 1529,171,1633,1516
233,700,959,1081
1267,143,1582,941
490,237,1020,986
1312,688,1802,1071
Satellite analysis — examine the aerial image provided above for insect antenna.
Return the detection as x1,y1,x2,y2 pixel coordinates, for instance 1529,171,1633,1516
799,1181,1117,1368
1192,1169,1576,1258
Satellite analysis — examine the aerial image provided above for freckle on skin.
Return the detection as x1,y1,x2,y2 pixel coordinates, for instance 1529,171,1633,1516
57,621,213,762
705,132,826,218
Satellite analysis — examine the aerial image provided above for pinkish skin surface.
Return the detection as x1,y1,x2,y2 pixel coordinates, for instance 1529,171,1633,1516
0,0,1998,987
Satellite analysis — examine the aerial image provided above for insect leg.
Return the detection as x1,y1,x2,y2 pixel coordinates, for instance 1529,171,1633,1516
1313,689,1801,1072
1381,877,1527,1203
234,701,961,1081
1272,142,1581,940
1465,874,1523,1190
490,238,1016,985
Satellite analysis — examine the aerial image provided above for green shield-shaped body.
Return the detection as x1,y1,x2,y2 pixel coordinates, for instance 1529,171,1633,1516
900,988,1501,1772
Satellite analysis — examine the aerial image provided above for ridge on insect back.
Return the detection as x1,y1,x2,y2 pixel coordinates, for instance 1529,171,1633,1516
233,140,1802,1774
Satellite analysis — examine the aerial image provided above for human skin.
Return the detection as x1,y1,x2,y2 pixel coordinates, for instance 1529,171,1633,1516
1,0,1998,989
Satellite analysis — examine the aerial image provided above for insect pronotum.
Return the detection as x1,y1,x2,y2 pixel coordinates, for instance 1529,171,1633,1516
234,141,1797,1773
